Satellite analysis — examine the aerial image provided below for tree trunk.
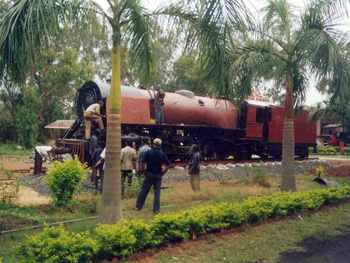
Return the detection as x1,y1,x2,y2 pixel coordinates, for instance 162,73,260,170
99,43,123,224
281,73,297,192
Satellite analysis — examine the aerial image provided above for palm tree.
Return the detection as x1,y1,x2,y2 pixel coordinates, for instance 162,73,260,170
0,0,250,223
231,0,350,191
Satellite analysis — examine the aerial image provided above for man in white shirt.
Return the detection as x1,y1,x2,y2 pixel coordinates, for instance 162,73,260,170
83,101,105,139
121,141,137,195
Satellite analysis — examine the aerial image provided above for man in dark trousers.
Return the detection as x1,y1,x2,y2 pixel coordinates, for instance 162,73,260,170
135,138,170,214
188,144,201,191
154,85,165,124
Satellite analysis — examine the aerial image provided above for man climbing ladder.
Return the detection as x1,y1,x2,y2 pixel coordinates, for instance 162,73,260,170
83,101,105,139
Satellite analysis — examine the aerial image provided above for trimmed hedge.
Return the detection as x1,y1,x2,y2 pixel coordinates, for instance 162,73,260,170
342,147,350,155
17,186,350,262
17,226,97,263
316,146,337,155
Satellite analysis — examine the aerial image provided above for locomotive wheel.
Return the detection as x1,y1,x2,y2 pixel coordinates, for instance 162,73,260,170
323,135,334,146
200,139,215,159
234,147,252,160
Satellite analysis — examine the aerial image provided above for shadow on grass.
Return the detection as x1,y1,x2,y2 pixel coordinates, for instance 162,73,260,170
276,225,350,263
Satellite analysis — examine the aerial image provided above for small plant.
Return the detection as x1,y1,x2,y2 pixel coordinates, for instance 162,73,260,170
0,166,21,204
79,194,100,214
250,162,271,188
316,167,324,178
316,146,337,155
123,177,143,198
342,147,350,155
44,156,87,207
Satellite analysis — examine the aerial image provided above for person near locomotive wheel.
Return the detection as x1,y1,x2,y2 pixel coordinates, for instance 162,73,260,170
189,144,201,191
95,147,106,193
154,85,165,124
137,137,151,177
89,128,102,157
121,141,137,196
83,101,105,140
135,138,170,214
91,146,104,191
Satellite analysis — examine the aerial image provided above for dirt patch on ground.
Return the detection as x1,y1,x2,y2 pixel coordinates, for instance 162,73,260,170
16,186,50,206
308,165,350,178
0,155,52,206
0,155,52,172
0,155,33,170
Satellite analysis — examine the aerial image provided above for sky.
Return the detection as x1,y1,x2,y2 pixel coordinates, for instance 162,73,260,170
96,0,349,106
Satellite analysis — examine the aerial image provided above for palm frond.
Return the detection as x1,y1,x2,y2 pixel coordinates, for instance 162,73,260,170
0,0,89,83
153,0,251,97
292,66,308,108
294,2,350,100
229,40,275,102
120,0,153,80
262,0,292,36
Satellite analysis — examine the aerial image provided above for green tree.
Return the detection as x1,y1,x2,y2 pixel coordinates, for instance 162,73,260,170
171,54,211,95
16,88,41,148
34,47,94,136
0,77,23,131
232,0,350,191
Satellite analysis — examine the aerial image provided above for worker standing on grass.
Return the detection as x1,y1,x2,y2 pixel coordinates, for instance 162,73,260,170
154,85,165,124
188,144,201,191
121,141,137,196
137,137,151,177
135,138,170,214
91,146,104,192
83,101,105,139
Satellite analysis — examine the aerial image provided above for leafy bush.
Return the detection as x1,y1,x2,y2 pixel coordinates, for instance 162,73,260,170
123,177,143,198
342,147,350,155
95,223,137,258
309,147,315,155
79,194,100,214
0,166,21,204
123,219,155,251
16,186,350,262
17,225,97,263
316,146,337,155
250,163,271,187
44,157,87,207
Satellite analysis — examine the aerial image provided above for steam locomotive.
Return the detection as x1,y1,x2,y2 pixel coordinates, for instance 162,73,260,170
56,80,316,163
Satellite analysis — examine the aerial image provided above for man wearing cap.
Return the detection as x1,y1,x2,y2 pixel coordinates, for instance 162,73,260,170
135,138,170,214
83,101,105,139
154,86,165,124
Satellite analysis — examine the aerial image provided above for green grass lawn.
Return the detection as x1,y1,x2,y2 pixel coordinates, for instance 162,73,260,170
0,143,34,156
150,202,350,263
0,174,349,263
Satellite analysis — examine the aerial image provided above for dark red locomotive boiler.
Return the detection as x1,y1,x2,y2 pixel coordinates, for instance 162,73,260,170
57,81,316,163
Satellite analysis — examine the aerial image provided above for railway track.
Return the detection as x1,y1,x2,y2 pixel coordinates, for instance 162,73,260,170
9,158,318,173
170,157,318,167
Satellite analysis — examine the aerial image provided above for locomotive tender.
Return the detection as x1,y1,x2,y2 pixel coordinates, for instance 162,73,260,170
57,80,316,163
